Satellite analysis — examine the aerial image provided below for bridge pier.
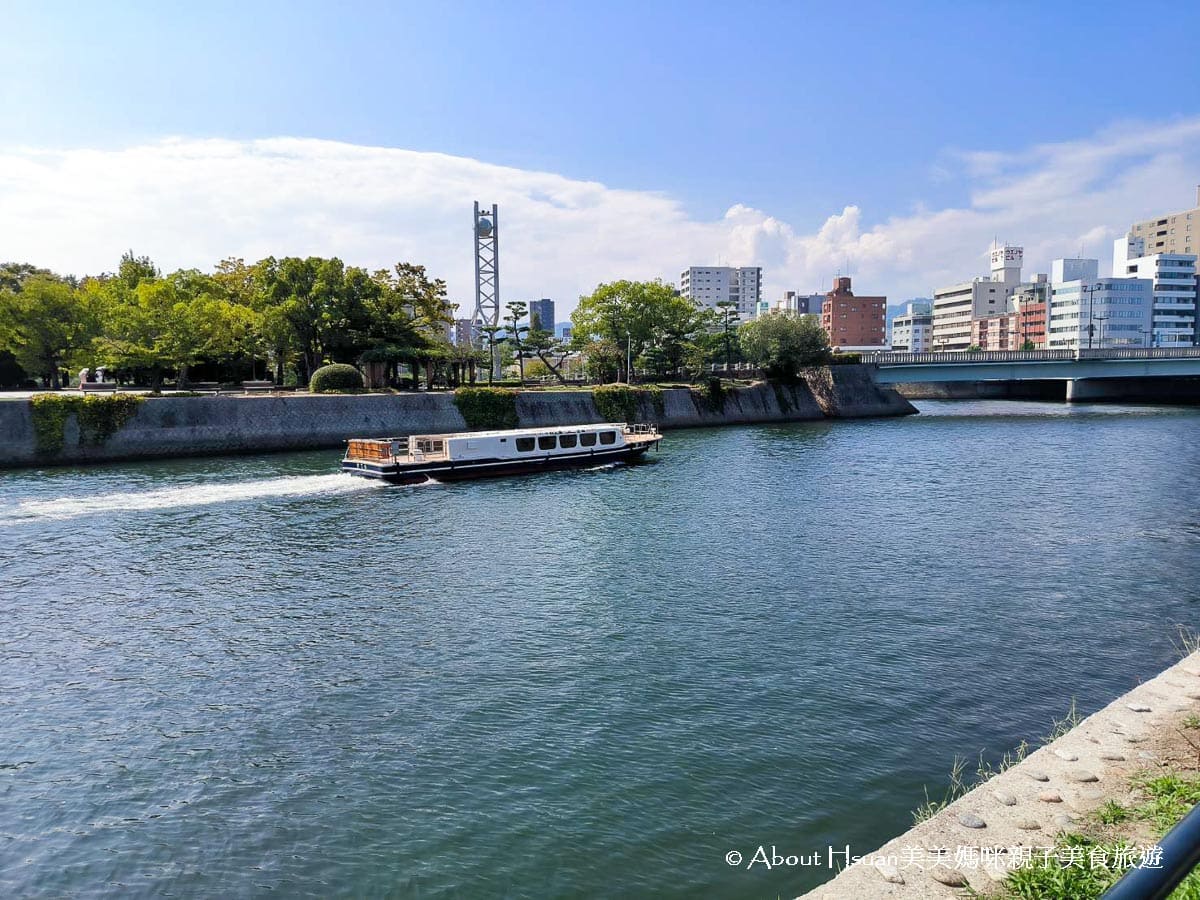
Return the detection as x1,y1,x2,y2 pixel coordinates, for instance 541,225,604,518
1065,379,1114,402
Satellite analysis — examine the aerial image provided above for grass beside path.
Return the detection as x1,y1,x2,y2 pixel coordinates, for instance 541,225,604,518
988,749,1200,898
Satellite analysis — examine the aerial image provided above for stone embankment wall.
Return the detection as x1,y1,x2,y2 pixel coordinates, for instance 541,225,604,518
803,652,1200,899
0,365,914,468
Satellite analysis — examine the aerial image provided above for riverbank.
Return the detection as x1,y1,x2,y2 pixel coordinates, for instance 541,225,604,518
803,650,1200,898
0,365,913,468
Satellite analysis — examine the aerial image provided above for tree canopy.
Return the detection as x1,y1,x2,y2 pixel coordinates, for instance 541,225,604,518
570,279,711,382
0,252,464,389
738,312,831,379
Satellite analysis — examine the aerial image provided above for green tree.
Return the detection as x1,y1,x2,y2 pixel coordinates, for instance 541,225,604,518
738,312,831,380
87,266,260,387
571,279,705,383
525,328,574,385
715,300,741,371
503,301,529,385
479,325,502,385
0,275,97,388
0,262,56,293
581,338,622,384
117,250,160,288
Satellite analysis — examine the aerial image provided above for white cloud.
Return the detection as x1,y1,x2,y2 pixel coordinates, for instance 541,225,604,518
2,118,1199,318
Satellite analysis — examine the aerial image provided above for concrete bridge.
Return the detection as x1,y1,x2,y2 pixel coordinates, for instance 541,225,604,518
863,348,1200,401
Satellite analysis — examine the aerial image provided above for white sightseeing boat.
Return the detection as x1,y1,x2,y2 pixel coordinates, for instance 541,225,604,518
342,423,662,484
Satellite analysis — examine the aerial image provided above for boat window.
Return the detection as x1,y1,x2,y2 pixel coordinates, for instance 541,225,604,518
599,431,617,445
559,433,577,448
538,435,557,450
579,433,597,447
515,437,535,452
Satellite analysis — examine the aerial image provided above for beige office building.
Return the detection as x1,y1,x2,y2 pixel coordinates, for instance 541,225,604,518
1129,187,1200,257
931,245,1024,351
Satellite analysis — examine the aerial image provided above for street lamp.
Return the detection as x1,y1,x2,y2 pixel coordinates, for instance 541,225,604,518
1091,314,1109,349
1081,283,1102,350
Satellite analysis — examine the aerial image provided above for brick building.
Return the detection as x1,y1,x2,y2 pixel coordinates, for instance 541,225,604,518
819,277,887,350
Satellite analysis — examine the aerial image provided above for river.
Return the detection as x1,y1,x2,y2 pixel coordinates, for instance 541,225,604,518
3,400,1200,898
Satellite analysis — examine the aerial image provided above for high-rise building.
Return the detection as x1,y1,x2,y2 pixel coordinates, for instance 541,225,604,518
680,266,762,318
1051,259,1099,285
1009,276,1051,348
931,245,1025,351
528,298,555,334
890,301,933,351
1128,187,1200,257
776,291,825,316
819,276,887,350
1046,274,1154,350
1113,236,1197,347
453,318,479,347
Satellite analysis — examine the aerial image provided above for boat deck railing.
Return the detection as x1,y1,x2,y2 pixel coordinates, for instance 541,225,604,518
621,423,660,436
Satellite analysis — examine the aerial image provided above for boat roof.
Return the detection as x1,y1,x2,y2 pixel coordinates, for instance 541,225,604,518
360,423,629,442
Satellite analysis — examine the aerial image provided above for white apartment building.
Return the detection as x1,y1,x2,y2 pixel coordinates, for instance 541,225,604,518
1046,276,1154,350
890,301,933,351
931,246,1024,351
1051,258,1099,284
1113,235,1197,347
680,266,762,318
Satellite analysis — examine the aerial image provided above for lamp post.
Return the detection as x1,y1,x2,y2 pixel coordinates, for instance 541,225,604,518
1092,314,1110,349
1081,282,1102,350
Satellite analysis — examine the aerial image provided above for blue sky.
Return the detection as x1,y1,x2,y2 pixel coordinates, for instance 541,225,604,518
4,1,1200,312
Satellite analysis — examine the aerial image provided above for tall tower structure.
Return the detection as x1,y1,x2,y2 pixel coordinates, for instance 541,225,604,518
472,202,501,378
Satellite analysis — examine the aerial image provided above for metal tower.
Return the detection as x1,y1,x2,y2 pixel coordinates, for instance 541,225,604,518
472,202,501,378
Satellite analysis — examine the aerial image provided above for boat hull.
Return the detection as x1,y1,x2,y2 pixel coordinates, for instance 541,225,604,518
342,441,658,484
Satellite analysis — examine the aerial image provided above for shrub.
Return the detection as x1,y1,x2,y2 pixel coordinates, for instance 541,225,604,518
690,377,727,413
309,363,365,393
30,393,144,455
454,387,518,430
593,384,638,423
829,352,862,365
30,394,79,455
77,394,142,446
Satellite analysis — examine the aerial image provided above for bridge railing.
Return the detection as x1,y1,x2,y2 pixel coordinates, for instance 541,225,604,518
863,348,1200,366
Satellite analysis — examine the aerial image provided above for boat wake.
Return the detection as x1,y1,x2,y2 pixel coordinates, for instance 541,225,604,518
1,473,382,523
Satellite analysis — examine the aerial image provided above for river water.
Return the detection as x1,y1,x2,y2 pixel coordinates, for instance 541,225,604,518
3,400,1200,898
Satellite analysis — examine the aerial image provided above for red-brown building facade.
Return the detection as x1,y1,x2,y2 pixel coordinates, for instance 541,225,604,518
819,277,887,349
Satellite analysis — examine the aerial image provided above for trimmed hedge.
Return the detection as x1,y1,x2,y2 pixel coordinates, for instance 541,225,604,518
30,393,144,455
454,387,519,430
309,363,365,393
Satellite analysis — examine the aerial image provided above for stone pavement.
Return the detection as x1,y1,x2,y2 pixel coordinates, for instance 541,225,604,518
802,652,1200,898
